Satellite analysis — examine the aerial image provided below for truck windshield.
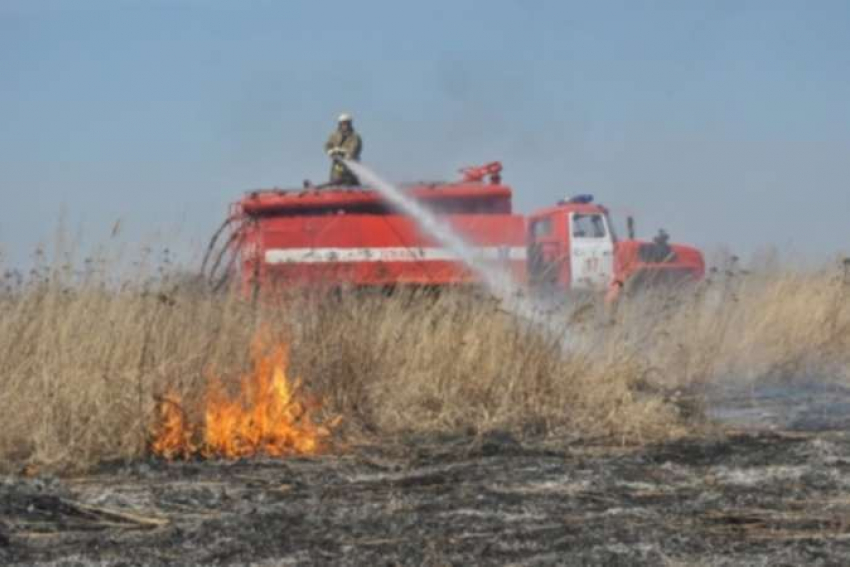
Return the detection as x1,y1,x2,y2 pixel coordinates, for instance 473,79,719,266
572,214,607,238
531,218,552,238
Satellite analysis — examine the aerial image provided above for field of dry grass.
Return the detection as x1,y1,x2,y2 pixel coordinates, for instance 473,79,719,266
1,250,848,473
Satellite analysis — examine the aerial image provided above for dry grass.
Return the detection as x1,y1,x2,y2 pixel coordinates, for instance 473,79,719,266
612,265,850,387
0,249,848,473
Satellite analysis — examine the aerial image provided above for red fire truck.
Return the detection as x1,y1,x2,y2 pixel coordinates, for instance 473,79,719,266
206,162,704,297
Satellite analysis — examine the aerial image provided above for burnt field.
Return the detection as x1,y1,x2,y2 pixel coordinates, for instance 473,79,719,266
4,421,850,566
2,264,849,565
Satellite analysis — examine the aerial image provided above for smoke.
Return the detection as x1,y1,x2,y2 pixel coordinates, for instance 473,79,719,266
708,380,850,432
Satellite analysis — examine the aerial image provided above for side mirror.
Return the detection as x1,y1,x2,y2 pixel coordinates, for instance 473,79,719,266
627,216,635,240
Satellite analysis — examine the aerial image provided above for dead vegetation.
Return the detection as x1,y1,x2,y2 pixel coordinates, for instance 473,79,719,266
0,248,848,473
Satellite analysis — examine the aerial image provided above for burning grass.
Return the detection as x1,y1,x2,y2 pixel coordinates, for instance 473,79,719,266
0,251,848,473
151,332,340,460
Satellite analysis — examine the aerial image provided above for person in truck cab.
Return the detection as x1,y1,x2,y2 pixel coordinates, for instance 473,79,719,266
650,229,674,262
324,113,363,185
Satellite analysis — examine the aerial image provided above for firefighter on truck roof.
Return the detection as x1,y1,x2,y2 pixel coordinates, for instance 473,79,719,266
325,113,363,186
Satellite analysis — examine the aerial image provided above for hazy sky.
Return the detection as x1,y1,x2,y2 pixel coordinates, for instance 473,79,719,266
2,0,849,267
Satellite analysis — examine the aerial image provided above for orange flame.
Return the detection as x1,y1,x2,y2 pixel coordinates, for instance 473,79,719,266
150,335,338,460
150,392,196,460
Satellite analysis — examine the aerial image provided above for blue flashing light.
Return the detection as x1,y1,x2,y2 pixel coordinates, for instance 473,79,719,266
570,194,594,204
558,194,594,205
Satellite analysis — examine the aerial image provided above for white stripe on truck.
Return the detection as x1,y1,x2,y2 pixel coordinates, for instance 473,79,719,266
265,246,527,264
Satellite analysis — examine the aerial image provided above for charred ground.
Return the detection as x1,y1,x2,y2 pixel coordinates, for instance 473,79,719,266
3,425,850,567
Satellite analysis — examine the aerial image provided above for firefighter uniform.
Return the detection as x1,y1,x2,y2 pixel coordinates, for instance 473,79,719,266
324,130,362,162
325,114,363,185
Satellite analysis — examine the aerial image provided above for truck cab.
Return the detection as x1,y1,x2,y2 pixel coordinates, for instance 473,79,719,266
527,195,615,292
527,195,704,296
